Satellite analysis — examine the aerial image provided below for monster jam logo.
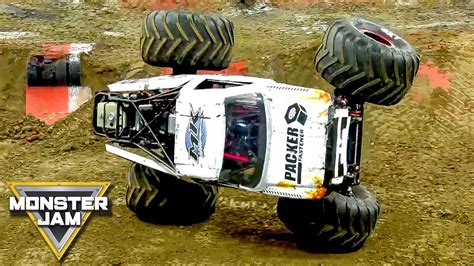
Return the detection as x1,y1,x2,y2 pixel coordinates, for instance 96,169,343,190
185,104,207,162
8,182,110,260
284,103,307,184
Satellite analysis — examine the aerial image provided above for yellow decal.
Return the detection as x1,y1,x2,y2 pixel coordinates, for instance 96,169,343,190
300,90,332,104
276,180,296,189
305,177,327,200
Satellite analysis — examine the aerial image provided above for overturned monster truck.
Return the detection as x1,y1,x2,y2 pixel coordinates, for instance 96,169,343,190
93,11,419,252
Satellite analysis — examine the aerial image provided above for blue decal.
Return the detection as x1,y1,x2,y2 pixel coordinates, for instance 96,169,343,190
185,105,207,162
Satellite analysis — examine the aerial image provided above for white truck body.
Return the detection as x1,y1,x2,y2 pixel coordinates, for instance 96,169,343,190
107,75,333,199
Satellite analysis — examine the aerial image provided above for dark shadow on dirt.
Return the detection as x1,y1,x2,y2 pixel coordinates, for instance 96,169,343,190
227,226,363,254
6,210,29,218
211,198,362,254
229,227,299,247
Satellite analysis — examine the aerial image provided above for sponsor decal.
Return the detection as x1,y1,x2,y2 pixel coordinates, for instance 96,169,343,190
276,180,296,189
332,109,351,184
381,27,401,40
185,104,207,162
8,182,110,260
285,103,307,125
283,103,307,184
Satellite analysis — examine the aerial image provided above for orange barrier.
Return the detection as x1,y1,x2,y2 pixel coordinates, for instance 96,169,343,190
26,43,93,124
39,43,71,58
160,59,248,75
26,86,69,125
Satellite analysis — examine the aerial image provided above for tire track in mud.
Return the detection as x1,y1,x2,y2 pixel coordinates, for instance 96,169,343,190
425,33,474,137
386,30,474,142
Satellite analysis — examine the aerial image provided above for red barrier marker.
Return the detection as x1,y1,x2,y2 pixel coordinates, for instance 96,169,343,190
418,59,451,91
26,86,69,125
160,59,248,76
26,43,93,124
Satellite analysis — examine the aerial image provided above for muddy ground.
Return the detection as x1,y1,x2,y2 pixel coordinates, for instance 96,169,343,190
0,1,473,264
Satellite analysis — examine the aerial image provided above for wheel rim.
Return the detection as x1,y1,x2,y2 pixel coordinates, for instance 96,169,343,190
361,29,394,47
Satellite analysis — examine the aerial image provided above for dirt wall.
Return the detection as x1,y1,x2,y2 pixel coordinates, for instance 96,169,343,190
0,48,30,116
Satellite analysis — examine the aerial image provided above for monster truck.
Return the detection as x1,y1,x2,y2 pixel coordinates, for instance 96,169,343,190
93,11,419,252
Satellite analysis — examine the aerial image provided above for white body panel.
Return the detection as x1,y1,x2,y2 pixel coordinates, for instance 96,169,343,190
107,75,274,92
107,75,195,92
261,86,331,199
173,89,226,180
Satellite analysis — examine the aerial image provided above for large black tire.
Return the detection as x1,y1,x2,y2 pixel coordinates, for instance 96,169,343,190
277,185,380,252
53,58,81,86
55,59,67,85
27,56,81,86
67,55,81,86
141,10,234,72
126,163,218,225
314,18,420,105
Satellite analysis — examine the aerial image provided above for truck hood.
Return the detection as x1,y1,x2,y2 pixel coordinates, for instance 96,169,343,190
173,89,226,180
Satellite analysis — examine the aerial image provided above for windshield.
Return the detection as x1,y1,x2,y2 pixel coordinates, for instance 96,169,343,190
220,93,267,188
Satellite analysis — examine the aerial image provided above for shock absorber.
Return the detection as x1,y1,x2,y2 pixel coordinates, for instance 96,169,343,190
347,102,364,186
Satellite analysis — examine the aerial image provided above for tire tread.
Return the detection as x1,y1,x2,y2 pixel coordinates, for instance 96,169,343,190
126,163,218,224
277,185,380,252
314,18,419,105
141,10,234,70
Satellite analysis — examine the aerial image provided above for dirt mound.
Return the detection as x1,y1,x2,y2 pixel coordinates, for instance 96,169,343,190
0,98,103,154
0,113,47,141
36,100,105,153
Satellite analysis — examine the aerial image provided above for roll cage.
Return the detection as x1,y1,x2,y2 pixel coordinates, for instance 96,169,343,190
93,87,181,173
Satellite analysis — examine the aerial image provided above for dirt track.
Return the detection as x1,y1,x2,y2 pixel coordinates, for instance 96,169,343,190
0,1,473,264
